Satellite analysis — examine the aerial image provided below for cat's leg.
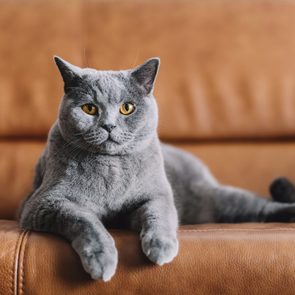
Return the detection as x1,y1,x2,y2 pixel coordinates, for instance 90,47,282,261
131,197,179,265
19,196,118,281
17,149,48,220
270,177,295,203
163,145,295,223
32,148,48,190
191,184,295,223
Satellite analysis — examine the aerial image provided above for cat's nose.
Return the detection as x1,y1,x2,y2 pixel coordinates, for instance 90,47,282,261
101,124,116,133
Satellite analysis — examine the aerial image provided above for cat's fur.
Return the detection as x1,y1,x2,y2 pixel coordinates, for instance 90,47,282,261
270,177,295,203
18,57,295,281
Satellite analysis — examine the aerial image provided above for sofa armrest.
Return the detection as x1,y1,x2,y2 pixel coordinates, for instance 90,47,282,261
2,220,295,295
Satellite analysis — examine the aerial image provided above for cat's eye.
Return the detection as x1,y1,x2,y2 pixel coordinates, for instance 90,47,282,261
119,103,135,115
81,104,98,116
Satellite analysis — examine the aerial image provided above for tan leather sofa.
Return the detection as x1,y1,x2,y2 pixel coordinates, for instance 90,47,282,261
1,0,295,294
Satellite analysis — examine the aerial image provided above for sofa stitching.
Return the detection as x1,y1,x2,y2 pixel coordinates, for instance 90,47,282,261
19,231,29,295
179,228,295,232
12,230,27,295
11,232,22,295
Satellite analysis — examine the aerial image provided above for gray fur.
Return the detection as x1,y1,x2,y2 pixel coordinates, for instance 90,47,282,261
18,57,295,281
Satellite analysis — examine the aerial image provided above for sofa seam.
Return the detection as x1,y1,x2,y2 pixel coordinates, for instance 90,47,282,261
11,232,22,295
13,231,29,295
18,231,29,295
179,228,295,232
12,230,27,295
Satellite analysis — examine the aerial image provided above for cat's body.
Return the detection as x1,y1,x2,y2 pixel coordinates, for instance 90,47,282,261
23,122,175,227
19,57,295,281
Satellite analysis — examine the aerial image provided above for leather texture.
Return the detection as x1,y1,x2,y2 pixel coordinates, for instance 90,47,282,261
0,0,82,138
0,221,27,295
85,0,295,140
1,0,295,139
0,141,43,220
1,0,295,294
2,220,295,295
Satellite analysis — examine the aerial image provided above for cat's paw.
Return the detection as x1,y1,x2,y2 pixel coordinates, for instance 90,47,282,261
141,232,179,265
72,237,118,281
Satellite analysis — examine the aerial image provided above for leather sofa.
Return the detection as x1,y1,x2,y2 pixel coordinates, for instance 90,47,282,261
1,0,295,294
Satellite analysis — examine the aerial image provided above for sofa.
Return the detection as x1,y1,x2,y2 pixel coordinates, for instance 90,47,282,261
1,0,295,294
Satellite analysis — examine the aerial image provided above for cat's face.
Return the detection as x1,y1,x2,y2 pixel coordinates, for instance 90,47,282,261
54,57,160,155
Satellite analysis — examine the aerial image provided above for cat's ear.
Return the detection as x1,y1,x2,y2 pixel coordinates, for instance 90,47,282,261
131,58,160,94
53,56,82,89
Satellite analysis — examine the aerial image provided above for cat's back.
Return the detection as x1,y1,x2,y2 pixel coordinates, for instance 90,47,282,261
161,143,218,186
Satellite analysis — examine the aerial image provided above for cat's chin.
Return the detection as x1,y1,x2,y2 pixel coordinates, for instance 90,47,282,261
96,141,123,155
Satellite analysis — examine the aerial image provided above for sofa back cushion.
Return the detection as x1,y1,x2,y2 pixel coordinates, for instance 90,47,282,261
1,0,295,140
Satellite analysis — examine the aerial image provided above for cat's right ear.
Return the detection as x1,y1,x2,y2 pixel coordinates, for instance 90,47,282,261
53,56,82,90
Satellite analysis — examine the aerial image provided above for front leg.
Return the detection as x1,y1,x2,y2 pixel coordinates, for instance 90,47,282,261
19,197,118,281
132,195,179,265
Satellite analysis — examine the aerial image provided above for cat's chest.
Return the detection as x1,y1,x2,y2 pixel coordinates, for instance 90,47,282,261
66,155,140,202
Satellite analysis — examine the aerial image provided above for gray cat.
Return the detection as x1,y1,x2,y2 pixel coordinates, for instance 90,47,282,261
18,57,295,281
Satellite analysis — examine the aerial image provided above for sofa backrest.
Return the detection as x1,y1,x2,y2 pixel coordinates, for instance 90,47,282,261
1,0,295,219
1,0,295,141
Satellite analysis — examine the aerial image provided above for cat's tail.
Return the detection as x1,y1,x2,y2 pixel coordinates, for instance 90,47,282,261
269,177,295,203
199,183,295,223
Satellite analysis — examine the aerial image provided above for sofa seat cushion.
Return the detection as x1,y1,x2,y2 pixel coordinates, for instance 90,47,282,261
2,220,295,295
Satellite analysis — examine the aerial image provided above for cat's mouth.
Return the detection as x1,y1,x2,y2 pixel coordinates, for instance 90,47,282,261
82,129,121,146
91,133,121,147
80,129,132,154
105,134,119,144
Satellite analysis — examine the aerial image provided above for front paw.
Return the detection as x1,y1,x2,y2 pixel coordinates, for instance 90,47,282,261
72,237,118,281
141,232,179,265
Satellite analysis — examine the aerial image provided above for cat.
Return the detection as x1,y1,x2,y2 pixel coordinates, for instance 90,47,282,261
18,56,295,281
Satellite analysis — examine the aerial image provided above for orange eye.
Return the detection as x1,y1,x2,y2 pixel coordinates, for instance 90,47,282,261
81,104,98,115
119,103,135,115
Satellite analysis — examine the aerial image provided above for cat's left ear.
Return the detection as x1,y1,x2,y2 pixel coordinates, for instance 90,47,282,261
131,58,160,95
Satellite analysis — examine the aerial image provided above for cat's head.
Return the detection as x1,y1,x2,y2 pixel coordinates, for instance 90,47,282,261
54,56,160,155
